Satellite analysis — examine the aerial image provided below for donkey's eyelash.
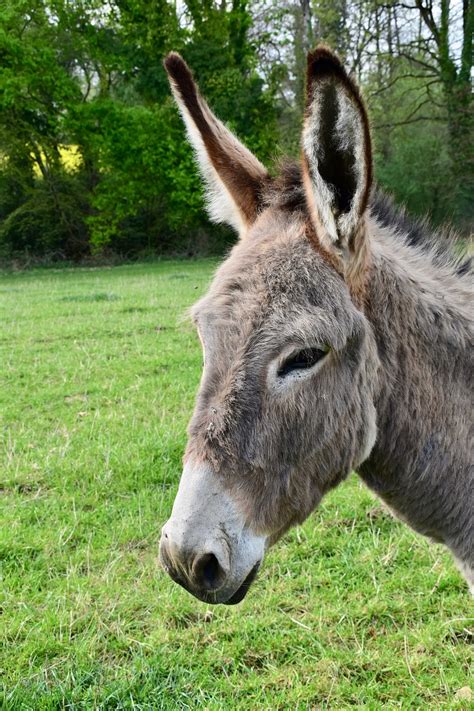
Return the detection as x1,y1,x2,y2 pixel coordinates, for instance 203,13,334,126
277,346,329,378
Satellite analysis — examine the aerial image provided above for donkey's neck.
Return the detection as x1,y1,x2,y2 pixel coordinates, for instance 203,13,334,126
358,223,473,562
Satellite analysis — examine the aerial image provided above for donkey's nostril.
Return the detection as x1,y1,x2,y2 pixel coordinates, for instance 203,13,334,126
193,552,225,591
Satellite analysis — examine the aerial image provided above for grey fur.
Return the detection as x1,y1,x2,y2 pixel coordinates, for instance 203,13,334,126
186,211,473,589
163,47,473,598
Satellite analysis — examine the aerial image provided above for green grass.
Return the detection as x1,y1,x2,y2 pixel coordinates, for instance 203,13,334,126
1,260,472,710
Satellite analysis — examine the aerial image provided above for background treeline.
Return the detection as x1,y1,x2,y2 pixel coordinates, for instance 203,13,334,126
0,0,472,260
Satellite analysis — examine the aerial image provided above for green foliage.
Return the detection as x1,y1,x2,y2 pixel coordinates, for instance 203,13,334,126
0,0,278,258
0,0,471,260
74,100,204,252
0,171,89,256
367,68,455,223
1,261,472,707
374,122,453,224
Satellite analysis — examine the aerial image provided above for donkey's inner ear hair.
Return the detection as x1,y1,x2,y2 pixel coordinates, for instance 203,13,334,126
163,52,269,235
302,46,372,254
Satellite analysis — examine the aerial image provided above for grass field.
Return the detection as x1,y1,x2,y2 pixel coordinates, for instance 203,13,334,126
1,260,472,709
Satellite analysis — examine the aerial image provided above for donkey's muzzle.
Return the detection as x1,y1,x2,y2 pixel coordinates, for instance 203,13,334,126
159,530,260,604
159,534,228,598
158,461,267,604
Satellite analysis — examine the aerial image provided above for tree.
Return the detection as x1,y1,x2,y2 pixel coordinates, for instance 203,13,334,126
0,0,471,260
0,1,89,256
412,0,473,216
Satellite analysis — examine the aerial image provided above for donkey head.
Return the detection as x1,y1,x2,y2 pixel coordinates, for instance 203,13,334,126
159,48,380,604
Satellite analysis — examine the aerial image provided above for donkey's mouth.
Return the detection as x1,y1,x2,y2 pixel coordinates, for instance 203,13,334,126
161,543,261,605
223,562,260,605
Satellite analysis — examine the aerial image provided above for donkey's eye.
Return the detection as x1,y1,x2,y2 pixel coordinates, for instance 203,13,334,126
278,347,328,378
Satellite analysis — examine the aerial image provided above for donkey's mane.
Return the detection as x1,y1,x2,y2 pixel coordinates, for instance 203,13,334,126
263,160,472,278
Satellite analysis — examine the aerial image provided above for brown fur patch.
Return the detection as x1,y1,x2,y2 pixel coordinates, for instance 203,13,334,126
304,211,344,277
346,220,372,308
164,53,268,224
302,45,374,304
305,46,373,219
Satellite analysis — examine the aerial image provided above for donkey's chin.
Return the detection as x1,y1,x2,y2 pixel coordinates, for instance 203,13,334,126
166,559,261,605
222,562,260,605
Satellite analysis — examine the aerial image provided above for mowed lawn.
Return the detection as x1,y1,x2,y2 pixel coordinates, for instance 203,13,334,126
1,260,472,710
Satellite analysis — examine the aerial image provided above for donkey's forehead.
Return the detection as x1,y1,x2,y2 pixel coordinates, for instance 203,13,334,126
192,209,348,326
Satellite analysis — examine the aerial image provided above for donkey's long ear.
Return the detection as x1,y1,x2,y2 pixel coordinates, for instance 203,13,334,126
302,47,372,261
164,53,268,234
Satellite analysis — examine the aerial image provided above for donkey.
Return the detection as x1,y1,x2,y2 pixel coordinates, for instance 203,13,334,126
159,46,473,604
